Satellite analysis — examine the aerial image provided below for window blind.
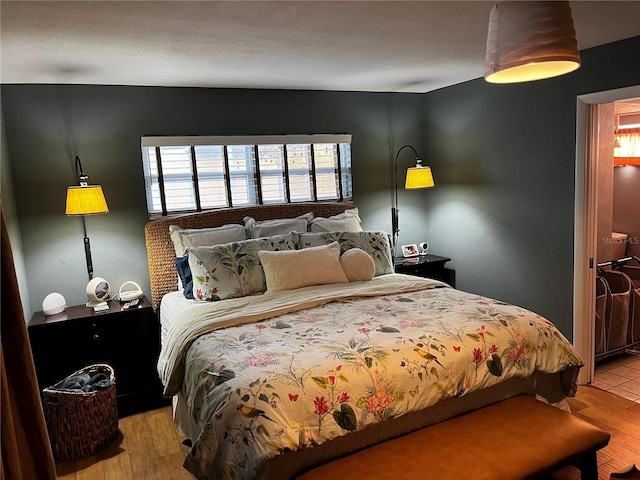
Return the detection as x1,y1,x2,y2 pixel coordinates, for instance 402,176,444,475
141,134,352,216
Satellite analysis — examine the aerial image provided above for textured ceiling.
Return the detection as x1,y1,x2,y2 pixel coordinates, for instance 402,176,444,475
1,1,640,93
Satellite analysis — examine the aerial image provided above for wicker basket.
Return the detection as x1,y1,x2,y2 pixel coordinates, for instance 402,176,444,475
42,364,118,460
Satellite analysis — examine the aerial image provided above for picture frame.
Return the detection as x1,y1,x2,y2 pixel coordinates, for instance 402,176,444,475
401,244,419,257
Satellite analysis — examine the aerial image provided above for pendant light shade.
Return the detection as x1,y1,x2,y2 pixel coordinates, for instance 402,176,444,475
484,1,581,84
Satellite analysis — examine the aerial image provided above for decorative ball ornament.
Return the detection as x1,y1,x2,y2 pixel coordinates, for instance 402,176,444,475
86,277,110,307
42,292,67,316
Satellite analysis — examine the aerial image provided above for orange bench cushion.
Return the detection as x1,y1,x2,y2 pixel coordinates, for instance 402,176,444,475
296,395,610,480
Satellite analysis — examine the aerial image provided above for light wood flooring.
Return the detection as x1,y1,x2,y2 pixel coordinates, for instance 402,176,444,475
55,385,640,480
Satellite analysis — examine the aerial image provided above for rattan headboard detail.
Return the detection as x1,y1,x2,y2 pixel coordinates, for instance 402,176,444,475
144,202,356,310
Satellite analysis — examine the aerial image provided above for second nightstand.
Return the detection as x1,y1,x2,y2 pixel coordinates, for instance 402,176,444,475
394,254,455,287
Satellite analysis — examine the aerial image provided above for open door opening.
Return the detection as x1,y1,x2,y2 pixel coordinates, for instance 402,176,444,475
573,86,640,387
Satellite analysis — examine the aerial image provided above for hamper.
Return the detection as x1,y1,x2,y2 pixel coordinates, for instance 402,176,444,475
618,258,640,345
595,275,607,356
42,364,118,460
601,270,632,352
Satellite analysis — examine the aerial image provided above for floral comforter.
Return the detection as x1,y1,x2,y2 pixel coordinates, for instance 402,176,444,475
158,274,582,480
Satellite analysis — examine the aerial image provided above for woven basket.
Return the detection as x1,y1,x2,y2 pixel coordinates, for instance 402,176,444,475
42,364,118,460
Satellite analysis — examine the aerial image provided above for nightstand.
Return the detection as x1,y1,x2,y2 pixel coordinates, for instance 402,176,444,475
394,254,455,287
28,296,168,417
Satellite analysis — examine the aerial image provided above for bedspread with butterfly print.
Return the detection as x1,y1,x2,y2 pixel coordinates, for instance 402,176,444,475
164,274,583,480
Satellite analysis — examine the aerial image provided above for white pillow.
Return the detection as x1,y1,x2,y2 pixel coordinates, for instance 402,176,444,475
244,212,313,238
308,208,363,233
258,242,348,292
340,248,375,282
169,224,247,257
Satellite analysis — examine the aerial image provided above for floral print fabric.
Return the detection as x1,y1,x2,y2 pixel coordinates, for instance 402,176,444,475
299,230,394,276
187,233,298,301
177,283,582,480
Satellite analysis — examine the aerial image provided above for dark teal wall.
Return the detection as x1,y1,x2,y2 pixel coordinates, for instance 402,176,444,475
423,36,640,336
1,86,425,314
3,36,639,338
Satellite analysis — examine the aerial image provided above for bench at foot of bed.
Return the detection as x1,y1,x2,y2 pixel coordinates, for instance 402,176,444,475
295,395,610,480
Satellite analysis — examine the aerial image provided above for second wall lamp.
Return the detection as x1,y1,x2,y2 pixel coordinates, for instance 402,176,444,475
392,145,434,252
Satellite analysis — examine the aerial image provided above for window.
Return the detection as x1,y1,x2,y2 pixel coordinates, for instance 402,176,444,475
614,128,640,166
141,134,352,216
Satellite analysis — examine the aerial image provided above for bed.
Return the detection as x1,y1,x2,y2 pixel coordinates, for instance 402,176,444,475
145,202,583,480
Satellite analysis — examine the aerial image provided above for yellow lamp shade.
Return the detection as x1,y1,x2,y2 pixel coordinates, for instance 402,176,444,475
484,1,581,84
65,185,109,215
405,166,434,189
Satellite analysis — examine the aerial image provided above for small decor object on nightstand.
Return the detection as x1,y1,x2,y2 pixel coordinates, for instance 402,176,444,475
42,292,67,316
86,277,110,308
401,244,419,258
118,281,144,302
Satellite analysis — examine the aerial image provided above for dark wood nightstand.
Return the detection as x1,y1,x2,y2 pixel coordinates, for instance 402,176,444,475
28,296,169,417
394,254,455,287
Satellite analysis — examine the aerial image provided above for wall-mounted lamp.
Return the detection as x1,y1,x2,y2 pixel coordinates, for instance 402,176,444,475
392,145,434,252
65,156,109,281
484,1,581,84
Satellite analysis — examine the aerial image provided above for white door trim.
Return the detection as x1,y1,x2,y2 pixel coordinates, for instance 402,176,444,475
573,85,640,385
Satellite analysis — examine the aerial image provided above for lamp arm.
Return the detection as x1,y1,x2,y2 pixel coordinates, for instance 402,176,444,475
74,156,88,186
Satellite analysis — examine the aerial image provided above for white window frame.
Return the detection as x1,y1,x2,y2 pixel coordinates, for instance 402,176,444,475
141,134,352,217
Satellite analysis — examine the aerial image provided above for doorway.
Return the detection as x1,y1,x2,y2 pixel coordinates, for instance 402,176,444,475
573,85,640,386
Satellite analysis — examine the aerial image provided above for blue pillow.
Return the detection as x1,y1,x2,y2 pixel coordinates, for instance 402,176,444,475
174,255,194,299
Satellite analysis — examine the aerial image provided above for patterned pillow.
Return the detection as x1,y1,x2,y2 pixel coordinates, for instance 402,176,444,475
188,232,298,301
299,231,394,276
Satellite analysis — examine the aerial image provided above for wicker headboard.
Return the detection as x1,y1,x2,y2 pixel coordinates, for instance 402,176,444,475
144,201,356,309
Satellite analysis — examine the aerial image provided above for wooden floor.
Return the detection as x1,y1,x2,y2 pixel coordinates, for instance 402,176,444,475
55,385,640,480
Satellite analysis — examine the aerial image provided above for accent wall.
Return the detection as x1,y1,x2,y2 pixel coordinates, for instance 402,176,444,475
1,86,426,317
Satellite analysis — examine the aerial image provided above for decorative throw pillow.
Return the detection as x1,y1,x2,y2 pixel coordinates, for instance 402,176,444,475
340,248,375,282
308,208,363,233
169,224,247,257
299,231,394,276
187,232,298,301
259,242,348,292
174,255,194,299
244,212,313,239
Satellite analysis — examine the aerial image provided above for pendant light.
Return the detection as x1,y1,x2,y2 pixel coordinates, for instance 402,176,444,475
484,1,581,84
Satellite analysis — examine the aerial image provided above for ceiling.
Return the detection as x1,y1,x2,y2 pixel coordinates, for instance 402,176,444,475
1,1,640,94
